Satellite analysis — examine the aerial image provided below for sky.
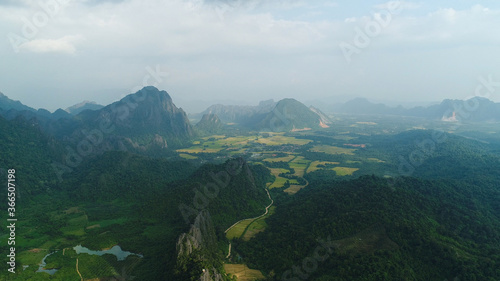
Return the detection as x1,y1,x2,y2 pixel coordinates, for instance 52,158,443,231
1,0,500,113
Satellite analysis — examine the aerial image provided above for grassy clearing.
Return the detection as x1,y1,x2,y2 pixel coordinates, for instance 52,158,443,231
226,219,254,240
289,156,310,177
333,167,359,176
179,153,198,159
224,264,265,281
309,145,356,155
284,185,307,195
307,161,340,173
256,133,312,146
18,249,50,265
242,207,276,241
221,136,256,146
269,168,289,176
269,177,298,189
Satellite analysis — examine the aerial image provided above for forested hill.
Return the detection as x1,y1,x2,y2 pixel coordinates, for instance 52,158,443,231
236,175,500,280
0,145,272,280
0,116,63,196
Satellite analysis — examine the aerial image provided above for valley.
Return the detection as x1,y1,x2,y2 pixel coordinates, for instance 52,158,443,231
1,89,499,280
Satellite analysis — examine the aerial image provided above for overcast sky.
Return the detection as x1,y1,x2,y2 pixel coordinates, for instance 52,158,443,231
1,0,500,113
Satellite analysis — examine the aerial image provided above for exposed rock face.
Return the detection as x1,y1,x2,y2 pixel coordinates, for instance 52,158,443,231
91,86,194,142
176,210,215,257
176,210,225,281
195,114,223,134
309,106,333,128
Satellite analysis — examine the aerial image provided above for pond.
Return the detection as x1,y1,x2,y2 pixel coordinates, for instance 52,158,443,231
73,245,143,261
36,245,143,276
36,252,58,275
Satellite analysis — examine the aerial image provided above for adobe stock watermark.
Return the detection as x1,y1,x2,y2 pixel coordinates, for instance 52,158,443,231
7,0,73,53
386,74,500,183
339,1,402,63
281,236,336,281
51,65,169,182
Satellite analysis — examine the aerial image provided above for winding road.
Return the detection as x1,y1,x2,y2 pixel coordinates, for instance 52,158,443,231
76,258,83,281
225,188,273,259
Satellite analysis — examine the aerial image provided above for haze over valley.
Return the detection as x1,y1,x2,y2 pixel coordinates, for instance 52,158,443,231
1,1,500,280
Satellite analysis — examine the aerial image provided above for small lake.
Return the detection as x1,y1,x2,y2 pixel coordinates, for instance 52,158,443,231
73,245,143,261
37,252,58,275
36,245,142,276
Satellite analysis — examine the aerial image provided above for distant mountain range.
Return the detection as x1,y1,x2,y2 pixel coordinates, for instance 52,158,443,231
193,99,277,125
194,98,332,132
3,89,499,154
334,97,500,122
0,91,73,120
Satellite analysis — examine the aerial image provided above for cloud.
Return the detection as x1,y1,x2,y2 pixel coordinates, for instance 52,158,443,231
1,0,500,111
374,1,421,11
19,35,83,54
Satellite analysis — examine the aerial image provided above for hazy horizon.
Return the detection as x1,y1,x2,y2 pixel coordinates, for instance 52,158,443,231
2,0,500,112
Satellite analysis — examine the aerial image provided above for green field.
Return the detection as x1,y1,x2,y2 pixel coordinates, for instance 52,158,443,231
242,206,276,241
333,167,359,176
179,153,198,159
284,184,306,194
226,219,254,240
263,154,296,162
307,161,340,173
224,264,265,281
256,133,312,146
310,145,356,155
289,156,310,177
269,176,298,189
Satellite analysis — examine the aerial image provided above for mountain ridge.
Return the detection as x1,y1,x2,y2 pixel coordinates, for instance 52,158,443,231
334,97,500,122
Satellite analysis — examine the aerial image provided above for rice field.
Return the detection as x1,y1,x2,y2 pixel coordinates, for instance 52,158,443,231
263,154,295,162
226,219,254,240
333,167,359,176
269,177,298,189
256,133,312,146
309,145,356,155
242,206,276,241
289,156,309,177
179,153,197,159
307,161,340,173
284,185,306,194
224,264,265,281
